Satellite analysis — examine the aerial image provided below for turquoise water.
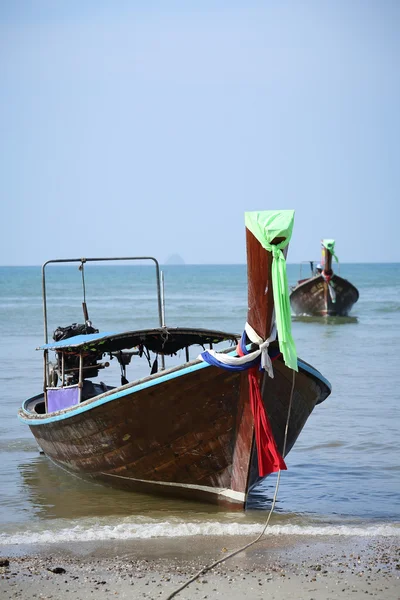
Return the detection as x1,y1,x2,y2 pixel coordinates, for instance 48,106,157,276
0,262,399,546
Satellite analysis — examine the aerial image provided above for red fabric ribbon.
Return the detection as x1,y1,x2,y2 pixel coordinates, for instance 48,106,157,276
237,342,287,476
248,366,287,477
322,271,332,283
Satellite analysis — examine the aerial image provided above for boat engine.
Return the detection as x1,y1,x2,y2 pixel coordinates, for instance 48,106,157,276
52,322,103,384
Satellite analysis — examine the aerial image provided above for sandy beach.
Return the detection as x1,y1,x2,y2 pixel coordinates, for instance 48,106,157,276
1,534,399,599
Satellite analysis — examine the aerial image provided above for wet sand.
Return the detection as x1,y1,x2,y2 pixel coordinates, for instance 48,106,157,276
1,534,399,599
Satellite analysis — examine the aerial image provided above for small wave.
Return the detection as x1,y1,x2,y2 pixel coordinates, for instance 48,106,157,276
306,441,346,450
1,521,399,546
292,315,358,324
374,304,400,313
0,439,39,453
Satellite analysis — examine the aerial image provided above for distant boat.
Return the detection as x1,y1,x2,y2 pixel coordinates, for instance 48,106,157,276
18,210,331,509
290,239,359,317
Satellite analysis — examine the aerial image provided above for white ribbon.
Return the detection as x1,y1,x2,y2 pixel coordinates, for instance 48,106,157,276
198,322,277,379
245,322,276,378
322,272,337,303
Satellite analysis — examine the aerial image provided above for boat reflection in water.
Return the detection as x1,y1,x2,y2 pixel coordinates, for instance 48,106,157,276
18,454,211,521
292,315,358,325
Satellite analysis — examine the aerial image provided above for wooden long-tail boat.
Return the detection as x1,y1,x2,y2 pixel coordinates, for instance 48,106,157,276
18,210,331,509
290,239,359,317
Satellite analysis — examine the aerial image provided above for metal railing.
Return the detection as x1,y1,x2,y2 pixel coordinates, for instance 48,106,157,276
41,256,163,343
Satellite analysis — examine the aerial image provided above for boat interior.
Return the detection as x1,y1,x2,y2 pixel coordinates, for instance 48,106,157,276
28,326,240,416
29,256,244,417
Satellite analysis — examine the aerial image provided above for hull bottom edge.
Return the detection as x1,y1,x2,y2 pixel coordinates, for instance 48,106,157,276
48,456,247,509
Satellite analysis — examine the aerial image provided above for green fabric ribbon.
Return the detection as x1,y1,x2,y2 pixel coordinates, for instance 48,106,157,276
322,239,339,263
245,210,298,372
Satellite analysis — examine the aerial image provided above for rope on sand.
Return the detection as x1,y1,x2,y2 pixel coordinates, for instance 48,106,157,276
165,369,296,600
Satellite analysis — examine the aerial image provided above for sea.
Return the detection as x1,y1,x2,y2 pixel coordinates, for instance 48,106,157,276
0,262,399,549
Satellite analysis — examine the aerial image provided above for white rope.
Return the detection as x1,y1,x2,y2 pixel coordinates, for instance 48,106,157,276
164,369,296,600
321,272,337,303
245,322,276,377
199,322,277,379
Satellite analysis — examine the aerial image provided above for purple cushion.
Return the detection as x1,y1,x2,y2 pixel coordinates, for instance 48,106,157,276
47,387,79,412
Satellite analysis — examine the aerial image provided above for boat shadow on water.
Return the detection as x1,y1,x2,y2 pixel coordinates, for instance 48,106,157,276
17,455,296,531
18,452,288,518
292,315,358,325
17,455,220,520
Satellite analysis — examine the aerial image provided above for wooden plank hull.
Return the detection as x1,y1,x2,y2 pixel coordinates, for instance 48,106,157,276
290,274,359,317
20,357,330,509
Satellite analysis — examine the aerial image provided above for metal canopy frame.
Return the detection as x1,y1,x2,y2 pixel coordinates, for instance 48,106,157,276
41,256,163,343
298,260,319,280
298,258,341,280
41,257,164,411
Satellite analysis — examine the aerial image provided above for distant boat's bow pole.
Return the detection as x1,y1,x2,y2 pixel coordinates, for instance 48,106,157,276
321,239,339,305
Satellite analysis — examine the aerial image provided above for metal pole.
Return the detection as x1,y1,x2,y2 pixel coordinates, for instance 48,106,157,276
160,271,166,327
78,354,83,404
43,350,48,413
41,261,50,403
42,263,48,344
160,270,166,371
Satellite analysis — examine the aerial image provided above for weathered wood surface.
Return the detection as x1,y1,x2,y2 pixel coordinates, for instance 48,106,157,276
290,274,359,317
229,229,279,497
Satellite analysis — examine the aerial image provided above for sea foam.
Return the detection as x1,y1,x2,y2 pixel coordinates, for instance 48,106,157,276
1,521,399,546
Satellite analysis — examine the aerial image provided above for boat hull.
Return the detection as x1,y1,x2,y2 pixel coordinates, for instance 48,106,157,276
290,274,359,317
19,357,330,508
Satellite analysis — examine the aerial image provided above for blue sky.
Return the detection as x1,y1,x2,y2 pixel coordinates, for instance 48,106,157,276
1,0,399,264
